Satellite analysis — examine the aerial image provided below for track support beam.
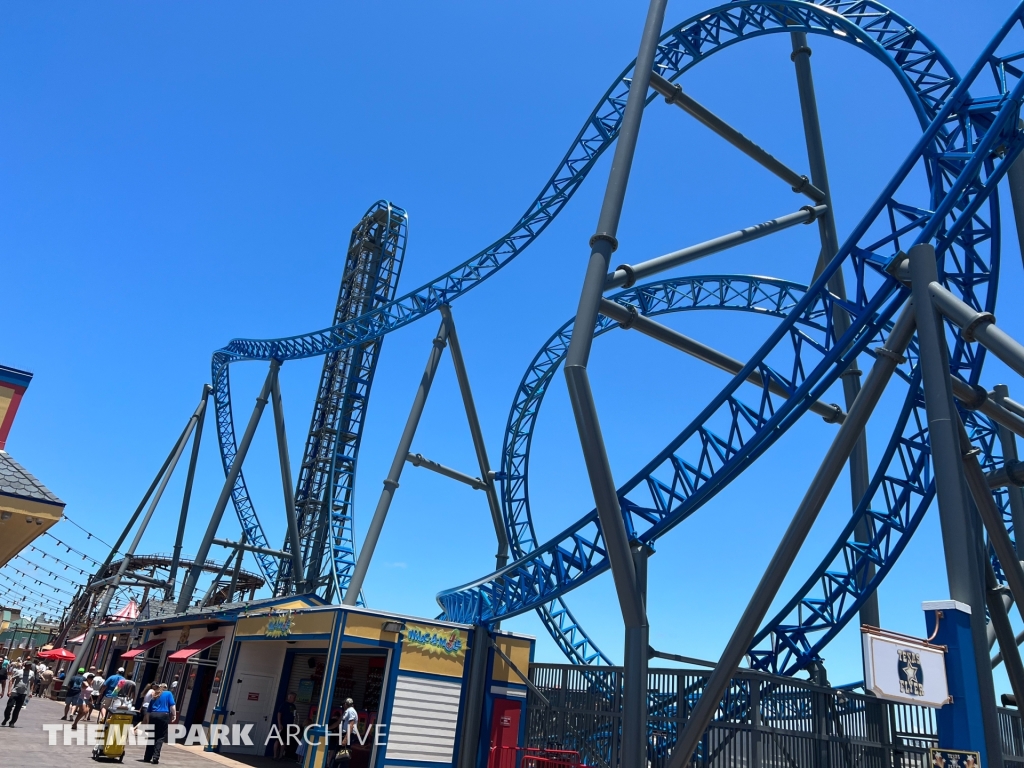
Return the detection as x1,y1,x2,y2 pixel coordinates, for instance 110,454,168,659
604,205,826,290
667,302,916,768
73,392,205,686
790,29,878,631
440,305,510,570
269,361,305,594
909,243,1002,766
166,384,211,600
598,298,844,423
344,320,449,605
407,453,488,491
563,1,666,764
177,361,276,612
649,70,825,204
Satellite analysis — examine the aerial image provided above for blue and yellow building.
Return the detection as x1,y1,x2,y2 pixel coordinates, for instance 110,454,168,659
102,597,534,768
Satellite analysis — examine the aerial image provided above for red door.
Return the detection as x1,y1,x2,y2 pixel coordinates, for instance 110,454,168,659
488,699,522,768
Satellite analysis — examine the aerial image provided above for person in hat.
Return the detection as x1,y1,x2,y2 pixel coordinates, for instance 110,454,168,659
99,667,126,720
62,668,86,720
341,698,358,745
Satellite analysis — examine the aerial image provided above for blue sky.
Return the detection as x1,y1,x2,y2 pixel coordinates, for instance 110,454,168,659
4,0,1024,689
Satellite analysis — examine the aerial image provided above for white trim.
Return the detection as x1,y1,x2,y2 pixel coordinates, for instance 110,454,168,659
921,600,971,615
490,685,526,698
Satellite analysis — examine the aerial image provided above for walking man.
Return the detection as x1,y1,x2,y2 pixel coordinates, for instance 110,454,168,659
99,667,126,720
62,668,86,721
2,674,28,726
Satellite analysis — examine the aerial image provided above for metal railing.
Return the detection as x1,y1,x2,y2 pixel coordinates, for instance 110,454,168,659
526,664,1024,767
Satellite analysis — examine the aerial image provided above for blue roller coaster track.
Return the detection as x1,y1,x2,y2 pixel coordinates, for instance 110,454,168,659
211,0,1023,677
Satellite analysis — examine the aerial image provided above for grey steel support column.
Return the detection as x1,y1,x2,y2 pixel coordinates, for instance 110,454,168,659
623,542,652,765
791,30,877,629
269,360,305,594
177,362,276,612
200,536,244,609
72,405,199,683
994,384,1024,548
562,3,665,764
96,406,205,578
958,415,1024,621
985,560,1024,706
1006,144,1024,273
343,320,449,606
227,531,246,603
166,384,211,601
908,243,1003,766
439,305,509,571
988,589,1015,650
457,625,491,768
667,303,917,768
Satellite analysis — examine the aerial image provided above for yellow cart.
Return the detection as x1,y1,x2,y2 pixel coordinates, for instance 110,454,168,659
91,711,134,762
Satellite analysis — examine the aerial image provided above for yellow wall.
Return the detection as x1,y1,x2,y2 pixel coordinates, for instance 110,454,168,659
342,612,400,644
491,636,532,684
236,610,335,638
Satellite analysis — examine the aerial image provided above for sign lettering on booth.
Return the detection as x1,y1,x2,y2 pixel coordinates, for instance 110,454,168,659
862,627,949,708
402,624,465,657
929,748,980,768
247,692,259,701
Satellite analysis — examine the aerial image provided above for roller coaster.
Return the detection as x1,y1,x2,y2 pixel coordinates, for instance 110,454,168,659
82,0,1024,764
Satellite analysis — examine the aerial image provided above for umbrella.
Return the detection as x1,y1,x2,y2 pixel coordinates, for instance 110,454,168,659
35,648,76,661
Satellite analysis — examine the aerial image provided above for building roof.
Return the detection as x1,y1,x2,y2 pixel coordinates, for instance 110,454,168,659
0,451,63,506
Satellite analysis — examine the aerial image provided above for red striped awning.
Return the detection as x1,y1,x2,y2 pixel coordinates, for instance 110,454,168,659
120,638,165,661
166,636,223,663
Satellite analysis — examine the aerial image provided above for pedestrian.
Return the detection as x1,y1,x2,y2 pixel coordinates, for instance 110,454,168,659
5,661,20,697
62,668,86,721
341,698,358,745
1,674,28,727
274,692,297,760
0,656,7,698
142,683,176,765
21,660,34,708
38,663,54,698
99,666,126,719
115,672,136,711
73,673,96,729
134,683,154,727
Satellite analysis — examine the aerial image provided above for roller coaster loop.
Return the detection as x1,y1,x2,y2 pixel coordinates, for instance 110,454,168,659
208,0,1021,680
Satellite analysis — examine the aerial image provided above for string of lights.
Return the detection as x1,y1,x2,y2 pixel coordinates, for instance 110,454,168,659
0,573,71,610
13,554,88,587
39,534,103,568
58,513,120,555
0,582,67,616
0,565,79,598
0,577,75,612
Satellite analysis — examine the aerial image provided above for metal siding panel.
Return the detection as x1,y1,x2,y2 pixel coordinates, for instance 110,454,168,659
385,675,461,763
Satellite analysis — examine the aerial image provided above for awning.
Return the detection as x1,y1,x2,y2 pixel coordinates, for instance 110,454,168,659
68,634,86,644
166,636,223,663
120,638,165,661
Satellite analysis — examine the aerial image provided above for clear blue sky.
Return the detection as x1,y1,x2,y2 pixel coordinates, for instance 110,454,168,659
4,0,1024,689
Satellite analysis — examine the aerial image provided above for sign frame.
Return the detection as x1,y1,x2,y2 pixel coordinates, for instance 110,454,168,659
862,626,950,708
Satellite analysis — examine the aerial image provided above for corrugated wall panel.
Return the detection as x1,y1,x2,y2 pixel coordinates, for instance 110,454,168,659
385,675,461,763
